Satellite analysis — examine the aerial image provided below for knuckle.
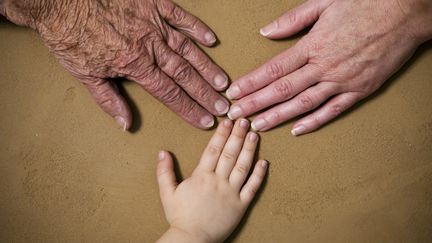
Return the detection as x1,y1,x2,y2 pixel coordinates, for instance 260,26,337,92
206,144,222,156
273,79,294,100
170,5,186,22
266,62,285,79
235,164,249,175
159,86,183,106
221,151,237,162
178,99,198,118
330,104,344,116
173,63,193,83
174,37,194,57
196,85,212,100
298,93,315,110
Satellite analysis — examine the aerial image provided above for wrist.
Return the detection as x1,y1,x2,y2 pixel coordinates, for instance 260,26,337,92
396,0,432,43
0,0,79,30
158,226,214,243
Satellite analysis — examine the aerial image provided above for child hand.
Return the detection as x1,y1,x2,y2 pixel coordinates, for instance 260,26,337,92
157,119,268,243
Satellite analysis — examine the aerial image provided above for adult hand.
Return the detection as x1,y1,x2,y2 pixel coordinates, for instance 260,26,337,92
1,0,230,130
226,0,432,136
157,119,268,243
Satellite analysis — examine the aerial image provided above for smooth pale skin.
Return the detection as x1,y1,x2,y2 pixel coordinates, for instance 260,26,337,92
157,119,268,243
0,0,230,130
227,0,432,136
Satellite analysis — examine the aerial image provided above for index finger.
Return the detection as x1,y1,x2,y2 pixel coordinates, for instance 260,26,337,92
226,43,308,100
156,0,217,46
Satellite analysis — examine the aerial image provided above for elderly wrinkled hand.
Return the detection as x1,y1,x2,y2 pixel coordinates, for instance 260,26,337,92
1,0,230,130
226,0,432,136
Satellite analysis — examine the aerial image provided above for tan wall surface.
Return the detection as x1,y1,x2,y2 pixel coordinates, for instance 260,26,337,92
1,0,431,242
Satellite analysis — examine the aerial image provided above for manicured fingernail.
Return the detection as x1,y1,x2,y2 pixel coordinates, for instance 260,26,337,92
291,125,306,136
215,100,229,114
205,32,216,44
201,116,215,128
260,160,268,168
239,118,249,128
251,118,267,131
214,74,228,88
227,106,242,120
248,132,258,142
158,151,166,161
226,86,240,100
260,21,278,36
222,119,232,128
115,116,127,131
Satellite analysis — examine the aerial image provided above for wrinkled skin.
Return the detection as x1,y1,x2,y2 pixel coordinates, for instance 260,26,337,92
2,0,230,130
226,0,432,136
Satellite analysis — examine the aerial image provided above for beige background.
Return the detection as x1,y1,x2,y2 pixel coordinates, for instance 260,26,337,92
1,0,432,242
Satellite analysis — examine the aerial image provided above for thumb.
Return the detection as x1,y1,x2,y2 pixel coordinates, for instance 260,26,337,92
157,151,178,201
260,0,333,39
82,78,132,131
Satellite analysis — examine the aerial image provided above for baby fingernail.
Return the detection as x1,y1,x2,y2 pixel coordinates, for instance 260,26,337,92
215,100,229,114
205,32,216,44
260,160,268,168
158,151,166,161
214,74,228,88
201,116,215,128
252,119,267,131
260,21,278,36
227,106,242,120
226,86,240,100
291,125,306,136
240,118,249,128
115,116,127,131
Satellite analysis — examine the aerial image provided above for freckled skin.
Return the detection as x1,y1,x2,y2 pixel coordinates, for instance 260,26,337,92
1,0,230,130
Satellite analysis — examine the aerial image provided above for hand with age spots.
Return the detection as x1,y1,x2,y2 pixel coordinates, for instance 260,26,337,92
157,119,268,243
0,0,230,130
226,0,432,136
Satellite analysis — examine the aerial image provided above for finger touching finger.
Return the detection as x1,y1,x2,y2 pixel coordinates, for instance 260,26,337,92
291,92,364,136
130,66,215,129
228,64,320,120
229,132,259,190
240,160,268,204
167,28,229,91
154,42,229,116
226,43,308,100
251,83,339,132
195,119,233,174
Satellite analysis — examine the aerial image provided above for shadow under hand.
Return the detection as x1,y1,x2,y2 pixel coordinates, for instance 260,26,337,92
111,78,143,133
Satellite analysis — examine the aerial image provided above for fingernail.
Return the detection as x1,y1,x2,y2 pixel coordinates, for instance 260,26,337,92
251,118,267,131
248,132,258,142
215,100,229,114
291,125,306,136
201,116,215,128
158,151,166,161
260,21,278,36
239,118,250,128
260,160,268,168
227,106,242,120
204,32,216,44
214,74,228,89
226,86,240,100
115,116,127,131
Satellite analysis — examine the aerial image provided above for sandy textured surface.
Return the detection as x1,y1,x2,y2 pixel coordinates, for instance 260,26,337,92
1,0,432,242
